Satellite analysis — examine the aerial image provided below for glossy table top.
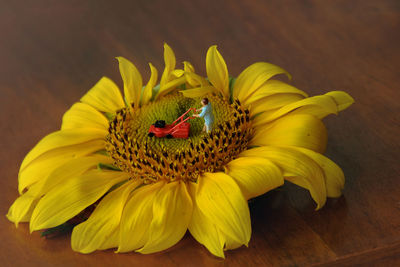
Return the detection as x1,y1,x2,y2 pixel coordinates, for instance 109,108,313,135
1,1,399,266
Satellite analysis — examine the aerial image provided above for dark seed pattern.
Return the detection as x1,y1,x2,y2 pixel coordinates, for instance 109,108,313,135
105,95,252,184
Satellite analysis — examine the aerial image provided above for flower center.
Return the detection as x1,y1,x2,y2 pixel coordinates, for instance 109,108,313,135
105,93,252,183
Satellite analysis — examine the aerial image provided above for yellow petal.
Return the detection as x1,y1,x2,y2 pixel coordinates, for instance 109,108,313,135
141,63,158,105
224,234,244,250
7,195,38,226
156,44,189,99
180,86,216,98
249,93,305,117
282,95,340,119
183,61,210,88
224,157,284,200
188,182,225,258
80,77,124,113
138,182,193,254
19,155,72,195
116,56,143,108
160,43,176,88
30,170,129,232
251,114,327,153
6,183,41,226
233,62,291,102
61,102,109,130
253,95,339,126
20,128,107,172
12,155,111,225
71,180,141,253
117,181,165,253
189,211,225,258
244,79,307,106
18,139,106,194
288,146,345,197
39,155,113,196
325,91,354,111
206,45,229,98
239,146,326,209
184,61,195,73
184,71,209,88
98,228,119,251
195,172,251,245
155,76,186,99
171,69,184,77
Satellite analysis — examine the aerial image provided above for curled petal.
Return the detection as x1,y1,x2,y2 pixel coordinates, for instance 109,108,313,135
195,172,251,245
243,79,307,106
156,43,186,99
19,154,74,195
253,95,339,126
249,93,305,117
233,62,291,102
20,128,107,172
116,56,143,108
251,114,328,153
180,86,217,98
224,234,243,250
239,146,327,209
6,183,41,226
81,77,125,113
141,63,158,105
39,155,112,196
30,170,129,232
325,91,355,112
61,102,109,130
206,45,229,98
188,182,225,258
117,182,165,253
138,182,193,254
14,154,111,225
224,157,284,200
156,76,186,99
160,43,176,88
184,61,195,73
7,195,36,226
183,62,209,88
19,139,106,194
184,71,209,88
72,180,141,253
288,146,345,197
171,69,184,77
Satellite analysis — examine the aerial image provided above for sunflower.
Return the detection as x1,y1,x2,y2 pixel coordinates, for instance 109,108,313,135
7,44,353,258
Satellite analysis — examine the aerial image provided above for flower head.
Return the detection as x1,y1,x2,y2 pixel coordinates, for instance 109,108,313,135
7,44,353,258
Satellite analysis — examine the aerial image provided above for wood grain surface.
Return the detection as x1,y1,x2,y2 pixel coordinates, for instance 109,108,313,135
1,0,399,266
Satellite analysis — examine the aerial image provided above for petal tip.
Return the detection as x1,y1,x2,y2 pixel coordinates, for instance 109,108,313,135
115,56,124,63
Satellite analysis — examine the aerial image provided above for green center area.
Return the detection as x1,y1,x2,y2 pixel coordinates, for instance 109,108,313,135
129,93,231,155
106,92,252,182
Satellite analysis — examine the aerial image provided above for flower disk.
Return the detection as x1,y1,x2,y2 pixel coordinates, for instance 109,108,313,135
7,44,354,258
106,93,252,183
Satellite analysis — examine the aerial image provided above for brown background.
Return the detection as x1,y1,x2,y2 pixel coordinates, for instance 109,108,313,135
1,0,399,266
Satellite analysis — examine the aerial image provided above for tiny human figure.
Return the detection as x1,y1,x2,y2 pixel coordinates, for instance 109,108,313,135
194,97,214,133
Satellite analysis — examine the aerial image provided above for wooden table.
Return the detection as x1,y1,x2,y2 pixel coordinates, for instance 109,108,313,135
1,0,399,266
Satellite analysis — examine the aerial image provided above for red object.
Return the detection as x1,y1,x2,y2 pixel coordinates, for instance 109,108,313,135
148,108,197,139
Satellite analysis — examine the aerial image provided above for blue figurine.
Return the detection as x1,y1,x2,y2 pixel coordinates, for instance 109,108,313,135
194,97,214,133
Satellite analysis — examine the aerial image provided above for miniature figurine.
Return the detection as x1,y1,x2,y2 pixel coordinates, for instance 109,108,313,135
148,108,196,139
194,98,214,133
